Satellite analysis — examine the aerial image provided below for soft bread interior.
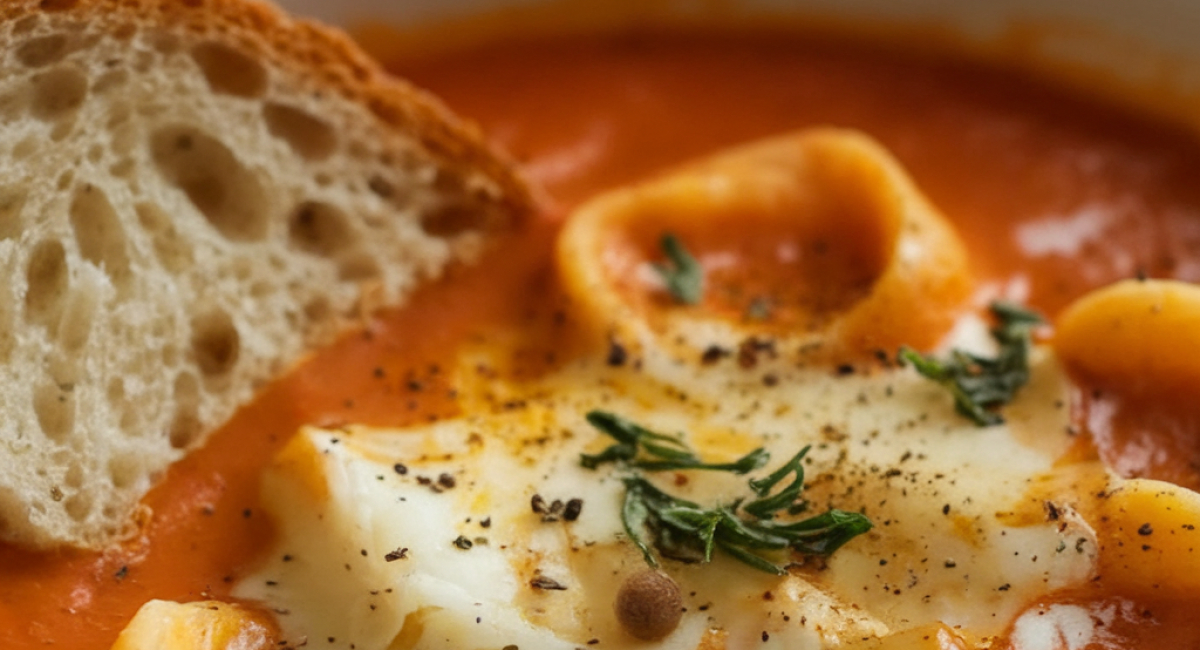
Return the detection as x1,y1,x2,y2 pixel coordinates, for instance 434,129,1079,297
0,0,528,549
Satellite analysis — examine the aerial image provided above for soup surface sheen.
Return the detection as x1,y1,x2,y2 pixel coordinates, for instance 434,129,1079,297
3,27,1200,650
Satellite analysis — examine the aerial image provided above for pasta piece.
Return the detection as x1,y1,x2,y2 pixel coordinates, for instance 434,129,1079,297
1092,477,1200,599
556,128,972,364
1055,279,1200,393
110,600,276,650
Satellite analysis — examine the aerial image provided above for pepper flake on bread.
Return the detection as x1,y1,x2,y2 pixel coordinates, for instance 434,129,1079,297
0,0,531,549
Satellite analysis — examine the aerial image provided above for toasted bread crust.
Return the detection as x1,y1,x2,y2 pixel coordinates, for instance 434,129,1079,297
5,0,531,217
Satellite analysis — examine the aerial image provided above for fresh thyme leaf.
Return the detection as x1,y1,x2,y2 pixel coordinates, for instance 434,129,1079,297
658,504,721,562
654,233,704,305
582,411,768,473
583,414,873,574
636,448,769,474
898,301,1044,426
990,301,1044,329
621,479,659,567
716,541,789,576
758,509,876,555
713,509,790,550
743,447,809,518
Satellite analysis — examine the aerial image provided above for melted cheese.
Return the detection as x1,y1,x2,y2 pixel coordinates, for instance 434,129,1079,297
235,337,1095,649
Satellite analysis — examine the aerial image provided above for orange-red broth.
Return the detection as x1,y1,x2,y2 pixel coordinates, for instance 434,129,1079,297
4,28,1200,650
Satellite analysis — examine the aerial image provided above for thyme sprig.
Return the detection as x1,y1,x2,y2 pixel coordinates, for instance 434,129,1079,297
898,301,1044,426
654,233,704,305
580,411,768,473
582,410,873,575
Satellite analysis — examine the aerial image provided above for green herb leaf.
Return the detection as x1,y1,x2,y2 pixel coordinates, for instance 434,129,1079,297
581,411,768,473
743,447,809,518
758,509,876,555
654,234,704,305
715,541,789,575
621,479,660,567
583,414,873,574
898,301,1044,426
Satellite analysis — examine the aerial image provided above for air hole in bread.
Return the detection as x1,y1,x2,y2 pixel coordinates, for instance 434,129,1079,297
132,49,156,74
304,296,331,322
30,66,87,121
164,341,183,368
338,253,381,282
190,308,239,377
92,68,127,95
24,239,70,329
263,103,337,161
148,32,179,55
85,144,103,164
232,257,255,280
0,91,27,122
49,120,73,142
108,454,140,490
106,376,124,403
12,135,36,160
367,175,394,199
0,186,28,241
420,200,488,237
0,281,13,363
111,22,136,42
64,463,82,489
169,372,201,449
249,279,275,298
38,0,81,12
133,202,190,273
190,41,267,98
69,184,131,290
77,30,103,49
109,158,134,179
65,491,91,521
150,126,269,241
12,15,41,34
51,448,71,468
55,295,96,358
289,201,355,257
56,279,100,353
32,380,74,441
135,100,166,119
105,102,130,130
47,349,82,387
16,33,68,68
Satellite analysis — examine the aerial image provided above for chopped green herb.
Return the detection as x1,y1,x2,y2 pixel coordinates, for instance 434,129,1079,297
580,411,768,473
898,301,1044,426
581,412,873,574
654,234,704,305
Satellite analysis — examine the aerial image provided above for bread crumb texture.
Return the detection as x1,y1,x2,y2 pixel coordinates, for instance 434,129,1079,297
0,0,529,549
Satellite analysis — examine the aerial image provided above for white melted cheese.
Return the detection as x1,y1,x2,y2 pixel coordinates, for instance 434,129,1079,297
236,326,1097,650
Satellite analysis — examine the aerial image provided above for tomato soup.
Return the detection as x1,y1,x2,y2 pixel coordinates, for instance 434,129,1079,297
4,26,1200,650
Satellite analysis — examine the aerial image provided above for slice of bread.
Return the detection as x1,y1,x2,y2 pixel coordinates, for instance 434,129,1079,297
0,0,532,549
